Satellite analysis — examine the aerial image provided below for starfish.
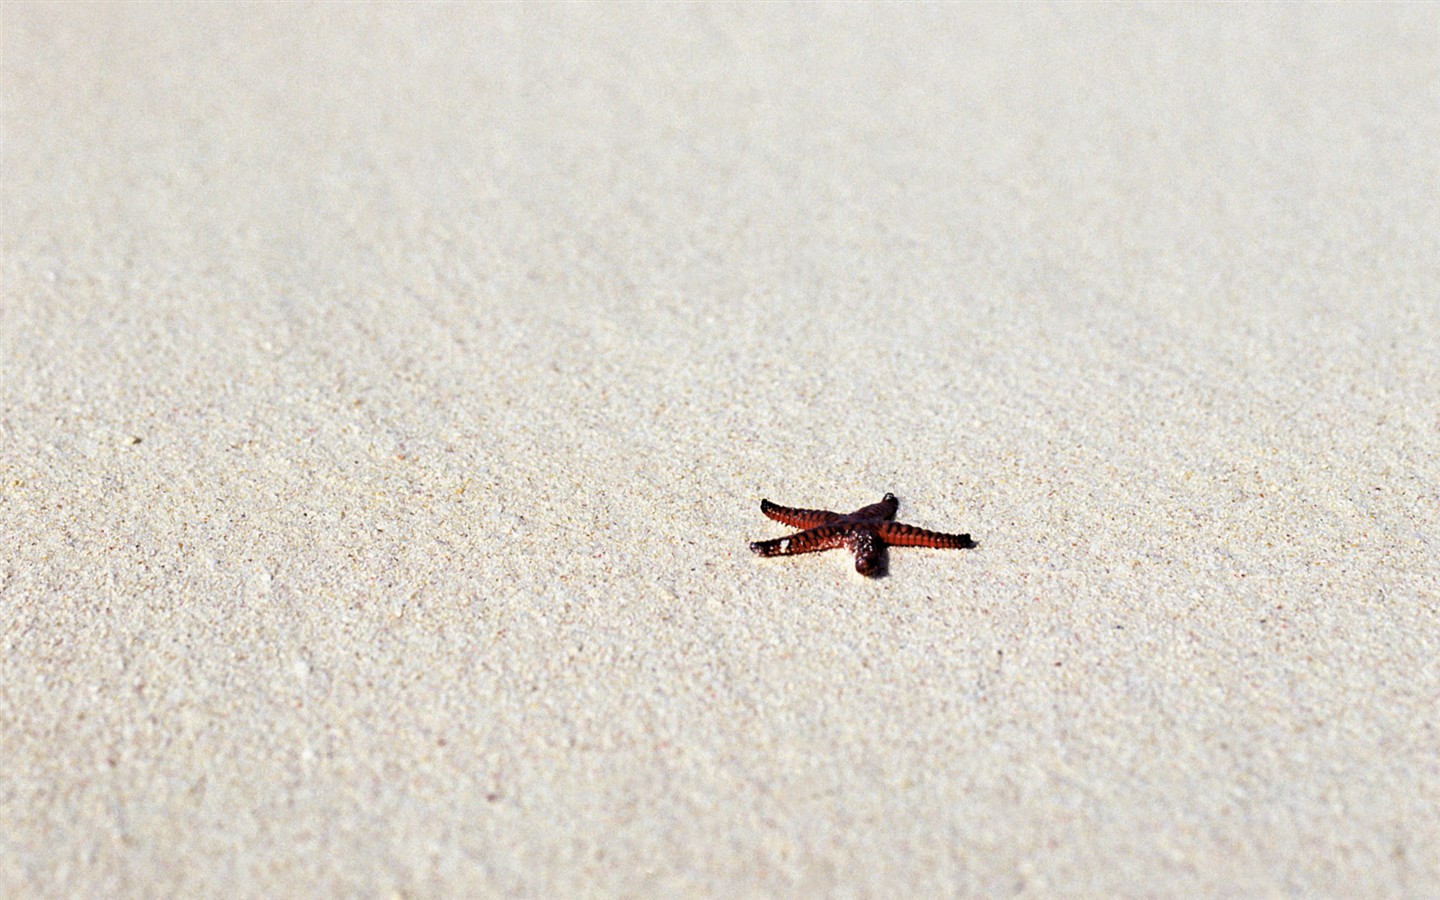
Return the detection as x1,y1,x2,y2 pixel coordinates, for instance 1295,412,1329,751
749,492,975,576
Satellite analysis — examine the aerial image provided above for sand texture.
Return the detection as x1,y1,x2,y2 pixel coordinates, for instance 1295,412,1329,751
3,4,1438,896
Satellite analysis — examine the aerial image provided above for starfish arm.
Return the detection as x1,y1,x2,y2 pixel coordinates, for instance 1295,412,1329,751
877,521,976,549
759,499,842,529
844,529,885,576
749,525,847,557
849,493,899,521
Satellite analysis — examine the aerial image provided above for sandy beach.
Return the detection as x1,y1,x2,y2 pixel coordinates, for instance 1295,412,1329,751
3,4,1437,895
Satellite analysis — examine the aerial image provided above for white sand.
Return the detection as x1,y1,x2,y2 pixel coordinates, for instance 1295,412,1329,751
3,4,1437,896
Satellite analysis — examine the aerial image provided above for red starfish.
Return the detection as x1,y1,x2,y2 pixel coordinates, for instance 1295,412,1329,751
749,492,975,576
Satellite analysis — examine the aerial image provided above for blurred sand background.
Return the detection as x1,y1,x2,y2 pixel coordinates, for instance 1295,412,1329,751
3,3,1438,896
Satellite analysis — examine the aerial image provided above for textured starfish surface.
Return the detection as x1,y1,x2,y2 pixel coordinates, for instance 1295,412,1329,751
748,493,976,576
